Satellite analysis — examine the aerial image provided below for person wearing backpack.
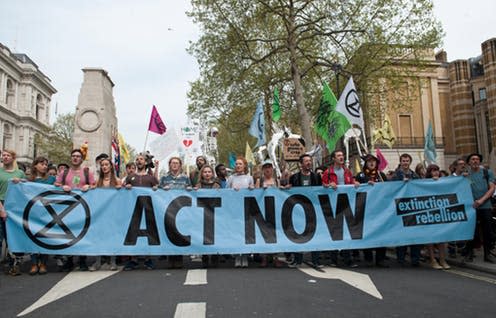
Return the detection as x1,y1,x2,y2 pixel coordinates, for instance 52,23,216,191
464,153,496,263
54,148,96,271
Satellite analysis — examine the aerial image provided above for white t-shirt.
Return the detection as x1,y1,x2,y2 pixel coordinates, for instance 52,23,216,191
227,174,254,189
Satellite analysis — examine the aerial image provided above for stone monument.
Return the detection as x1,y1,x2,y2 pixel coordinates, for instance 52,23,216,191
73,68,118,171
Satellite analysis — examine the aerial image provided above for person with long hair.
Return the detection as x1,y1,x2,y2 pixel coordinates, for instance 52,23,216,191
227,156,254,268
196,165,220,268
89,158,121,271
255,159,284,267
27,156,55,275
160,156,192,269
425,164,450,270
0,149,26,276
196,165,220,189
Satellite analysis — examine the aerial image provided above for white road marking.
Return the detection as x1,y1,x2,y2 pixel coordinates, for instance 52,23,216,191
299,265,383,300
448,269,496,285
184,269,207,285
174,302,206,318
17,269,121,317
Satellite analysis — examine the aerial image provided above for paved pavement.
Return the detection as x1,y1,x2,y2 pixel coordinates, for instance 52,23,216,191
446,247,496,275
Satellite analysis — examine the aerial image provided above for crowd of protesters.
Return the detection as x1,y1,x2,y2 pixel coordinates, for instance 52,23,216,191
0,147,495,276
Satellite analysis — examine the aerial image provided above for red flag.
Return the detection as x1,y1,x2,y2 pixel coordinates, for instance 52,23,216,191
375,147,388,172
148,105,166,135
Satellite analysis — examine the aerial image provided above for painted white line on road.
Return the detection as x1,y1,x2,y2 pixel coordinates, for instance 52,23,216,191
299,265,383,300
448,269,496,285
17,269,121,317
184,269,207,285
174,302,206,318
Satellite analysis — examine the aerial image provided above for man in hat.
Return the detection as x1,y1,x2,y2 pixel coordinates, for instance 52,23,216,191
464,153,495,263
355,154,388,267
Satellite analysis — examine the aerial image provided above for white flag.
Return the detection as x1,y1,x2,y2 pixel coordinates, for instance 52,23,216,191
335,76,364,129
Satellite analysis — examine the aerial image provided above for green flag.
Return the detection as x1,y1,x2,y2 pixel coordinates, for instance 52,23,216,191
326,109,351,152
313,82,351,152
272,88,281,122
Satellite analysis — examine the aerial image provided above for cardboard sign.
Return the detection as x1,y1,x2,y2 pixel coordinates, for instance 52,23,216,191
283,138,305,161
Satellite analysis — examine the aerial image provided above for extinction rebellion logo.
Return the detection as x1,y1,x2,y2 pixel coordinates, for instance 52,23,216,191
395,194,467,226
23,190,91,249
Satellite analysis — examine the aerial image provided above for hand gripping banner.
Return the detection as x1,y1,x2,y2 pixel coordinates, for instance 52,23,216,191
5,177,475,255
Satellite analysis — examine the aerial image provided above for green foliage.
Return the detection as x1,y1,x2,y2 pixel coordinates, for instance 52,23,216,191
187,0,443,155
34,113,75,165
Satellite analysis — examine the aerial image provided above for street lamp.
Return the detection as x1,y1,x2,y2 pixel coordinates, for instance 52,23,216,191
330,63,343,92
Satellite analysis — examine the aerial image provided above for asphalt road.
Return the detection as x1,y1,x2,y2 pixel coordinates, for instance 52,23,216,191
1,257,495,318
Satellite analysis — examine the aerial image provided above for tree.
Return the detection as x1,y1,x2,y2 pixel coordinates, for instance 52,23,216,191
187,0,443,151
34,113,74,165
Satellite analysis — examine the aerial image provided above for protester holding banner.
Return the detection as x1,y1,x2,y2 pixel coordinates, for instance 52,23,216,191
0,149,26,275
214,163,228,188
54,148,96,271
89,158,121,271
124,162,136,177
227,156,254,268
322,150,360,268
415,163,427,179
195,165,220,268
160,157,192,190
463,153,496,263
54,149,95,193
424,164,451,270
288,154,323,268
255,159,283,268
393,153,422,267
160,156,192,269
450,158,467,176
355,154,388,268
190,155,207,186
27,156,56,275
195,165,220,190
123,153,158,270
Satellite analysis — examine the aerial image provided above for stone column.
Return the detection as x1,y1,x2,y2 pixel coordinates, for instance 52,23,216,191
448,60,478,155
73,68,118,172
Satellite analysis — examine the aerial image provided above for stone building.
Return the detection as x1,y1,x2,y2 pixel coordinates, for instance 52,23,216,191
72,68,118,171
369,37,496,172
447,38,496,169
0,42,57,164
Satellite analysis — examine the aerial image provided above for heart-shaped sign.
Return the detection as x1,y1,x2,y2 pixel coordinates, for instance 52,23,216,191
183,139,193,147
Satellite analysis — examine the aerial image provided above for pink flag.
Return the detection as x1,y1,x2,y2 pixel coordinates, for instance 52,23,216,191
375,147,388,172
148,105,166,135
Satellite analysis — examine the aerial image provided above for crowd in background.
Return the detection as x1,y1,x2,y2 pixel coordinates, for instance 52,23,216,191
0,147,495,276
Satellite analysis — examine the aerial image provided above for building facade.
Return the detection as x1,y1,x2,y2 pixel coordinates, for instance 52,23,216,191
448,38,496,169
370,37,496,172
0,43,57,164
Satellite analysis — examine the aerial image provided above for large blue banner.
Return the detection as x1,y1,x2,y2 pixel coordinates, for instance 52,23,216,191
5,177,475,255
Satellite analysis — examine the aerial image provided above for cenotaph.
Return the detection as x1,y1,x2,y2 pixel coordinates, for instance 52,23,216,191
72,68,118,171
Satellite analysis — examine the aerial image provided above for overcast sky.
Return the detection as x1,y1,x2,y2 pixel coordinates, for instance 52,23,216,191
0,0,495,151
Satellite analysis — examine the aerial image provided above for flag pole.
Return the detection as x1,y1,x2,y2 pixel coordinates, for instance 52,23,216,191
143,130,150,153
361,127,369,153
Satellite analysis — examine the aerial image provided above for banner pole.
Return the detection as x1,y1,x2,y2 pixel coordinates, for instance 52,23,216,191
143,130,150,153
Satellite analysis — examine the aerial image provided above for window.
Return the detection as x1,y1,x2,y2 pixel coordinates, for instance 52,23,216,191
6,79,15,108
3,123,12,149
399,115,413,145
479,88,487,101
36,94,43,120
